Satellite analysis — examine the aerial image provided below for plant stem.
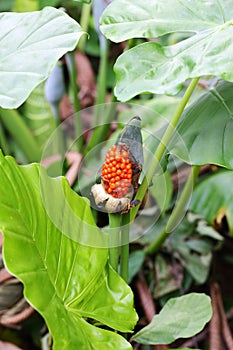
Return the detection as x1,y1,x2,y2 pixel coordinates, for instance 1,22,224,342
120,213,130,282
130,77,199,222
78,3,91,52
145,165,200,255
108,213,121,272
66,52,83,153
93,41,110,125
0,121,9,155
166,165,200,232
51,103,66,161
0,108,40,162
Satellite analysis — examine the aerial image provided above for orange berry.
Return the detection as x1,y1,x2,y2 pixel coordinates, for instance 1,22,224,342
101,143,133,198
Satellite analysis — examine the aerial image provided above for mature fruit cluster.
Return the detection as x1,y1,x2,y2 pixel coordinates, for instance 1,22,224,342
101,144,133,198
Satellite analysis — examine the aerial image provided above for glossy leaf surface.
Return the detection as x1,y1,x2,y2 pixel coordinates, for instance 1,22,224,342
170,81,233,170
0,152,137,350
100,0,233,101
132,293,212,344
190,170,233,234
100,0,229,42
0,7,84,108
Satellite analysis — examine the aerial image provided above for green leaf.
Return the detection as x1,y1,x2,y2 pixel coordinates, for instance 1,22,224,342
100,0,226,42
190,170,233,234
39,0,60,8
0,108,41,162
0,152,137,350
128,250,145,283
170,81,233,170
22,81,56,151
132,293,212,345
13,0,39,11
150,171,172,213
153,255,182,298
0,7,84,109
100,0,233,101
168,213,221,284
0,0,15,11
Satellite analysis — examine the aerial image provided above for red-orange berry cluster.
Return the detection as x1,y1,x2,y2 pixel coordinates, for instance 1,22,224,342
101,144,133,198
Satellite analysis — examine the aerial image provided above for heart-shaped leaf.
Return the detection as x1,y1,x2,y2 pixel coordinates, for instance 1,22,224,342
0,152,137,350
190,170,233,234
132,293,212,344
100,0,228,42
0,7,84,108
169,81,233,170
100,0,233,101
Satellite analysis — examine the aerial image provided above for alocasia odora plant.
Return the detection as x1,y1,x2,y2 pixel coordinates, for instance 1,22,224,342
2,1,233,348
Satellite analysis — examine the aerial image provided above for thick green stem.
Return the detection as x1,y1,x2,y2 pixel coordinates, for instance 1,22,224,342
66,52,83,153
145,165,200,255
0,108,40,162
120,213,130,282
130,77,199,222
78,3,91,52
108,213,121,272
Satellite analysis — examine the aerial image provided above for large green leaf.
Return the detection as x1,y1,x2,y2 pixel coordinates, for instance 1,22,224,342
100,0,229,42
132,293,212,345
169,81,233,170
0,7,84,109
0,152,137,350
100,0,233,101
190,170,233,234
